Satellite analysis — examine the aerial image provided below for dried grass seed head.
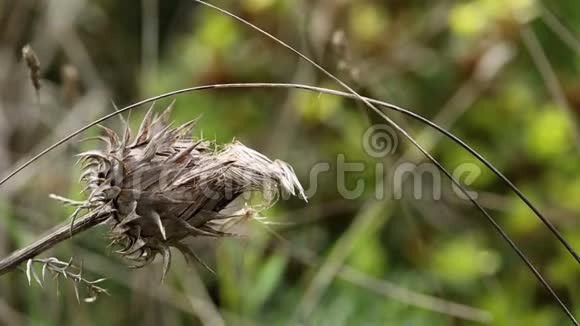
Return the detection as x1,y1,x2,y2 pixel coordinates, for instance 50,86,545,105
22,44,41,96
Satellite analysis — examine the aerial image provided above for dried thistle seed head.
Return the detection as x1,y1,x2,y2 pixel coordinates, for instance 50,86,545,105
73,102,306,278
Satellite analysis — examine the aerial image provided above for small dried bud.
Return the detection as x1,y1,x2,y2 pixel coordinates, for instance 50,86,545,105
22,44,41,98
65,102,306,279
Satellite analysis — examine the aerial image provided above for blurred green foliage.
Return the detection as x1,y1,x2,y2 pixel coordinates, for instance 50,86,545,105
0,0,579,325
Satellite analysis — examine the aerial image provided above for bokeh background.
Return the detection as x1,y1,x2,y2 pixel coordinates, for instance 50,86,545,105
0,0,579,325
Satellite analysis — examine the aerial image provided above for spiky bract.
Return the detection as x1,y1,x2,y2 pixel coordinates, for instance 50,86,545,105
60,102,305,278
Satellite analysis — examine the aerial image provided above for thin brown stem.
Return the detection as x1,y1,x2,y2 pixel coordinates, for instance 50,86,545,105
0,80,576,321
0,82,577,271
0,209,110,277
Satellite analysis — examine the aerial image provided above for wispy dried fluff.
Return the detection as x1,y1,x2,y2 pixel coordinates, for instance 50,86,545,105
54,102,306,279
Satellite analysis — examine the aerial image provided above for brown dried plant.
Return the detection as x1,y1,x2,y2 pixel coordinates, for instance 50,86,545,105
0,1,577,322
50,101,306,281
21,44,41,101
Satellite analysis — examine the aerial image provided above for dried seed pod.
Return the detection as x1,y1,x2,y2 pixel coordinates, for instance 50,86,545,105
22,44,41,99
62,102,306,279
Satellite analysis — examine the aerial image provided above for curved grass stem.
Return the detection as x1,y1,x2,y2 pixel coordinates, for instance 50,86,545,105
0,80,577,322
193,1,579,322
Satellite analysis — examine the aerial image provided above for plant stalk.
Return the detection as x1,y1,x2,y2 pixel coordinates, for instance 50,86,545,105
0,210,109,277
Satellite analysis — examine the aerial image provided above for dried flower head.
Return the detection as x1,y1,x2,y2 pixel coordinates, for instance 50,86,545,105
55,102,306,279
